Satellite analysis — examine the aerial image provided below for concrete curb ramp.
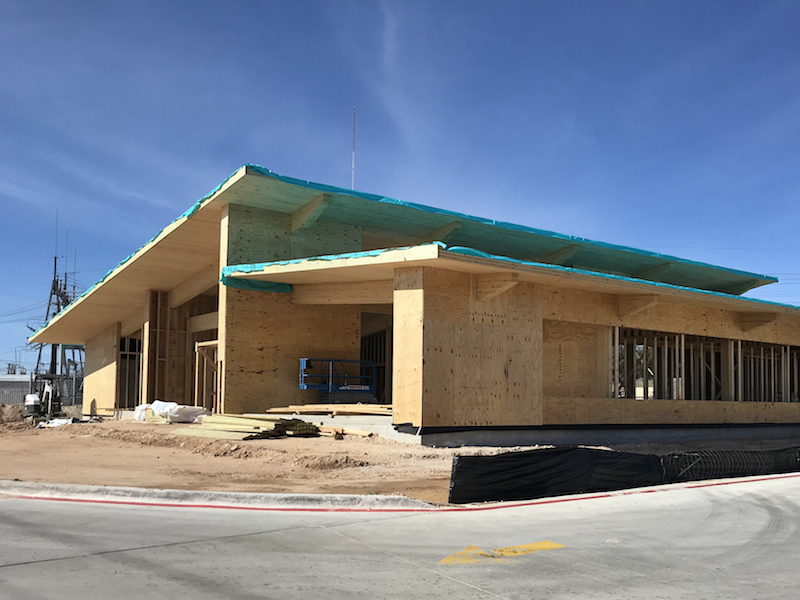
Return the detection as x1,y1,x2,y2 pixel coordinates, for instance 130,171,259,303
0,480,436,512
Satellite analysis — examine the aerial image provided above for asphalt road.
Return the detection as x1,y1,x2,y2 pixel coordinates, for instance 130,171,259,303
2,475,799,599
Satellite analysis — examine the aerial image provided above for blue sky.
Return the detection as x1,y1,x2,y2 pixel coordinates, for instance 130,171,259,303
1,1,799,370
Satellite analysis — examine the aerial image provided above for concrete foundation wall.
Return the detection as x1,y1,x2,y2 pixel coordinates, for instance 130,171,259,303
543,396,800,425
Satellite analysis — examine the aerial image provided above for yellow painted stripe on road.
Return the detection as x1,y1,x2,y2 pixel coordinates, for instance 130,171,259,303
493,541,565,556
440,541,564,564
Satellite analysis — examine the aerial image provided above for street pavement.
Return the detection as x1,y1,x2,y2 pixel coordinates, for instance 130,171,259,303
2,475,799,599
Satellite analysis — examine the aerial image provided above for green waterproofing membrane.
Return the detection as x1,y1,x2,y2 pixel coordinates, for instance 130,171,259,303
32,163,782,340
223,243,800,311
243,164,777,296
219,276,291,293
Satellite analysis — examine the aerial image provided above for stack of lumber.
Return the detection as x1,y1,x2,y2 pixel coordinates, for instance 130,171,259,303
172,413,319,441
265,404,392,417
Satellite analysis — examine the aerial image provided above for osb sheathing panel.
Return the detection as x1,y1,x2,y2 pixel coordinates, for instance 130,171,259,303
543,320,608,398
83,322,120,415
226,204,361,265
222,288,360,414
539,284,800,345
542,397,800,425
419,269,542,427
392,268,424,425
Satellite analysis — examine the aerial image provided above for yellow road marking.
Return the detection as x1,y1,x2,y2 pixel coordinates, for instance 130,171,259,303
440,541,565,564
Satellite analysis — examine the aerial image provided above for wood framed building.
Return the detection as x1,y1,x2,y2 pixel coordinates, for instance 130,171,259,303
31,165,800,443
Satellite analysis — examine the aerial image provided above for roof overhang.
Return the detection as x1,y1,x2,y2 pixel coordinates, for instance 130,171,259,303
223,243,800,318
30,165,784,345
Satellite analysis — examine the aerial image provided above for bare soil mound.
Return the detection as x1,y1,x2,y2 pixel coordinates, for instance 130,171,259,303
0,404,24,424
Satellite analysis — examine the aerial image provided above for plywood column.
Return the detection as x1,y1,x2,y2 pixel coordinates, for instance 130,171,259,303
392,268,424,425
83,322,120,415
392,267,544,428
141,290,169,404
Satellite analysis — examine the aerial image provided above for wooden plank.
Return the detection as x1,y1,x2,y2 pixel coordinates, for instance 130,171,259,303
475,272,519,302
265,404,392,415
633,262,673,281
199,422,281,433
291,193,331,233
536,244,580,265
120,306,147,339
617,294,660,318
171,428,260,440
169,262,220,309
291,281,393,305
739,312,778,332
188,311,219,333
202,415,284,428
411,221,461,245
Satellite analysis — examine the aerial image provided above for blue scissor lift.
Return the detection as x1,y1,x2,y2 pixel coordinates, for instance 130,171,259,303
298,358,377,402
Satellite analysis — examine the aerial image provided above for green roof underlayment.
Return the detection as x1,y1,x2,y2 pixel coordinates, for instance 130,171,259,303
221,244,798,312
242,165,775,296
32,163,780,342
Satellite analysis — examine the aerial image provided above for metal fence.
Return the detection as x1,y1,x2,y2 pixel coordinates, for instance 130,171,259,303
0,382,82,406
0,383,28,405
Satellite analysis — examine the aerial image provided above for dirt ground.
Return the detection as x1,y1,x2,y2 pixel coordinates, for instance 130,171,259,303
0,417,502,504
4,405,796,504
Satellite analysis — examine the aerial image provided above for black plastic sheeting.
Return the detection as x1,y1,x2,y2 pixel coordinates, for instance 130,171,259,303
448,446,800,504
448,447,663,505
662,448,800,482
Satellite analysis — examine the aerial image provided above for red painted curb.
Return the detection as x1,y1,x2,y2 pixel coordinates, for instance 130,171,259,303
5,471,800,513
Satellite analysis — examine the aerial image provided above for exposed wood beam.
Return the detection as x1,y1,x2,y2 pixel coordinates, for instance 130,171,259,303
291,193,331,234
411,221,462,245
169,262,220,308
633,262,673,281
618,294,660,318
476,273,519,302
361,304,394,315
536,244,580,265
188,311,219,334
120,307,147,339
738,312,778,332
291,280,394,305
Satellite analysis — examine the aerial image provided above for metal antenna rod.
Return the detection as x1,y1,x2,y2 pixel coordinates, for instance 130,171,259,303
351,106,356,190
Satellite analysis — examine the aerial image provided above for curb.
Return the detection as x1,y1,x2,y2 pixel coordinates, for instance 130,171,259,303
0,480,437,512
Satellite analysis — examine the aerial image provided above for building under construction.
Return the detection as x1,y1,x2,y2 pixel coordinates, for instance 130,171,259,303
29,165,800,444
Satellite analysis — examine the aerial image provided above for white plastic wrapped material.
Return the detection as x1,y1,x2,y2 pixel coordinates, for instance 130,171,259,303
150,400,178,416
133,404,151,421
167,405,211,424
134,401,209,423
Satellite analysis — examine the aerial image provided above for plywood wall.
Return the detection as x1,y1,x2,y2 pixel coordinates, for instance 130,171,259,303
222,288,361,414
392,267,543,427
218,203,363,414
539,284,800,346
542,320,610,398
225,204,361,265
83,322,120,415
